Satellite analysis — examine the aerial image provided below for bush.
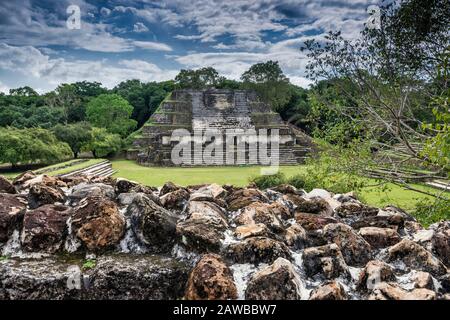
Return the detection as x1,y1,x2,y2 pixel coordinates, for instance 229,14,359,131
287,174,307,189
414,197,450,227
250,172,286,189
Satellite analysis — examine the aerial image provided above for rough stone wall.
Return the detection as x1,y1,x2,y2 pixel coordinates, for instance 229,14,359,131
129,89,314,166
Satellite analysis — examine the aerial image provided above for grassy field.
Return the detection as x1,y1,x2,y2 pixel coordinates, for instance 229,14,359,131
111,160,441,212
0,159,105,179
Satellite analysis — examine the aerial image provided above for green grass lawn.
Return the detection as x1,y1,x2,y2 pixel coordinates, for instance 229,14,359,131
0,159,106,179
111,160,443,213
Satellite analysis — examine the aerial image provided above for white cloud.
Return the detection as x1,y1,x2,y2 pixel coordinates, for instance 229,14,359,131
133,41,172,52
133,22,149,33
0,44,178,92
0,81,10,94
100,7,111,16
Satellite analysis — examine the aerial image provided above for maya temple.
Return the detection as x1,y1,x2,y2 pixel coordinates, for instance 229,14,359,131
127,89,314,166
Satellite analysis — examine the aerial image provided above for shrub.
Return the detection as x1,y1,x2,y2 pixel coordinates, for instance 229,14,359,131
287,174,307,189
250,172,286,189
414,197,450,227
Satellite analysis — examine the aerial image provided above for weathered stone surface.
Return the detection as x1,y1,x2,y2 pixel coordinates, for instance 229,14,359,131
430,222,450,268
0,176,16,194
295,197,333,216
114,178,156,195
176,201,228,252
160,188,190,210
226,236,291,264
0,193,27,243
0,257,83,299
59,175,89,187
19,174,66,190
117,192,146,206
335,202,378,219
234,223,273,240
370,282,436,300
269,202,292,220
309,280,348,300
357,260,396,292
412,271,434,290
89,254,190,300
271,184,303,195
388,239,447,276
226,188,269,211
21,204,71,253
185,254,237,300
358,227,401,249
160,181,182,196
302,244,349,279
128,194,179,252
351,214,404,231
282,193,306,206
284,223,307,249
381,205,416,221
12,171,36,187
69,183,115,202
189,183,227,202
235,202,283,233
28,183,66,209
323,223,372,266
295,212,338,231
71,196,125,251
245,258,302,300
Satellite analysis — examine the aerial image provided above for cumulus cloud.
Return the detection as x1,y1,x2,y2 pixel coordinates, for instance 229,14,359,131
133,40,172,51
0,81,10,94
0,44,178,92
133,22,149,32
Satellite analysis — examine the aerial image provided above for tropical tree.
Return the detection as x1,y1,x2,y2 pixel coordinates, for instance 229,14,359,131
83,127,122,158
86,94,137,137
241,61,291,112
52,122,92,158
0,127,71,167
175,67,224,89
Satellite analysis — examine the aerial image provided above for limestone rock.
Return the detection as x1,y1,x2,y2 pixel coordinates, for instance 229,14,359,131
12,171,36,187
226,236,291,264
226,188,269,211
28,183,66,209
351,214,404,231
235,202,283,233
357,260,396,291
185,254,237,300
176,201,228,252
234,223,273,240
128,194,179,252
323,223,372,266
19,174,66,190
284,223,307,249
0,193,27,243
358,227,401,249
388,239,447,276
160,181,182,196
271,184,303,195
302,244,349,279
295,197,333,216
0,176,16,194
245,258,302,300
295,212,338,231
71,196,125,251
160,188,190,210
335,202,378,219
189,183,227,202
69,183,115,202
412,271,434,290
88,254,190,300
21,204,71,253
309,280,348,300
0,257,83,299
370,282,436,300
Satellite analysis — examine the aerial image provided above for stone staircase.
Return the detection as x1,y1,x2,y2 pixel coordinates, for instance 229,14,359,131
59,160,115,179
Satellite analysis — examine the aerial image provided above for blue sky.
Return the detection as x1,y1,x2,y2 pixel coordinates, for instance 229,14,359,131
0,0,379,93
